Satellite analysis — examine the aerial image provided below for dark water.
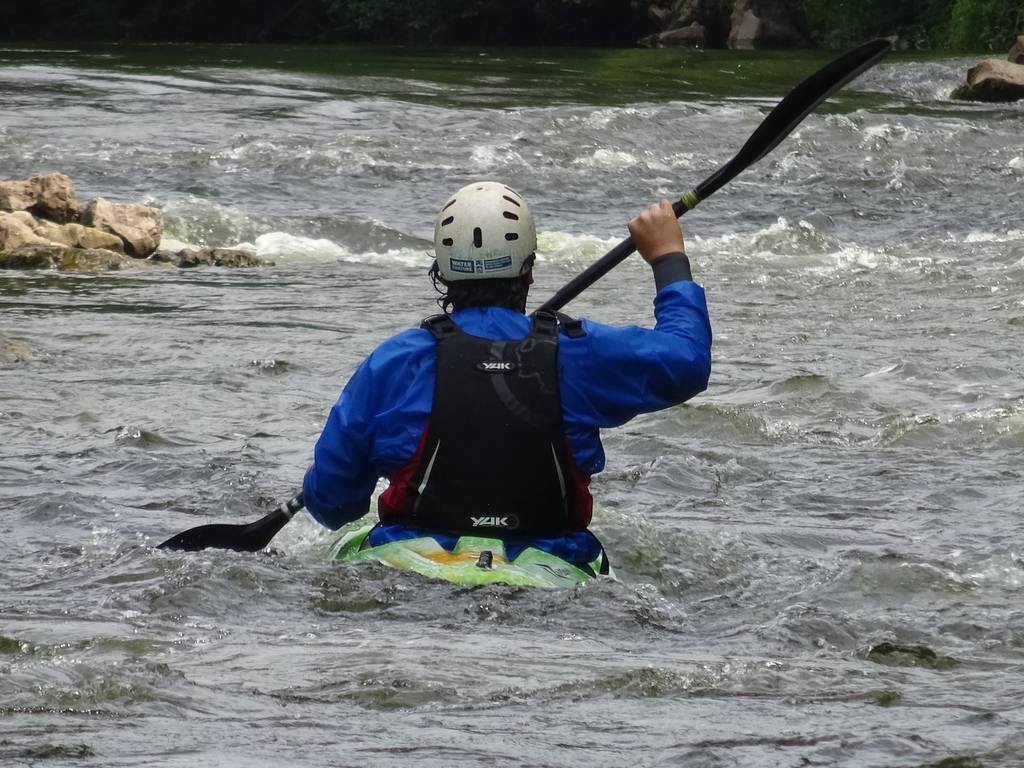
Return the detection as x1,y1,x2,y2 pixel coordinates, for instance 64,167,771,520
1,44,1023,767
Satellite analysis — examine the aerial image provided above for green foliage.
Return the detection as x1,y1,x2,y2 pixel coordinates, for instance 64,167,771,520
330,0,650,45
947,0,1023,50
798,0,1020,50
0,0,1018,49
799,0,953,49
0,0,649,46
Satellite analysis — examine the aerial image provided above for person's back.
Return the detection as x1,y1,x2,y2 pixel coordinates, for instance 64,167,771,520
303,181,711,566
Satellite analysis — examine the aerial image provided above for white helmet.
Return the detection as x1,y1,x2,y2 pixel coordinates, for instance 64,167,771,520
433,181,537,281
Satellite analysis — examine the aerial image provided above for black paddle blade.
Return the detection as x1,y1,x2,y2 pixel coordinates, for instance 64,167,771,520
697,38,892,200
156,509,290,552
157,494,305,552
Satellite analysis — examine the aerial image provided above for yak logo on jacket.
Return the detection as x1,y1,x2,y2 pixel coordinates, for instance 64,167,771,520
470,514,520,529
477,360,516,372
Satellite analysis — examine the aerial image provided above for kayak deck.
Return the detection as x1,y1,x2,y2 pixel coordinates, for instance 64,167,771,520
327,525,612,588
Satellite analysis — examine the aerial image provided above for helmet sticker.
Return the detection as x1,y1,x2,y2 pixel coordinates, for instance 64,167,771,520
483,256,512,271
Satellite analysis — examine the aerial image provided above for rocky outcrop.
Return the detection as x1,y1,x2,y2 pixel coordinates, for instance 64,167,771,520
149,247,271,268
0,174,267,272
80,197,164,258
640,0,807,49
0,211,54,251
29,219,125,252
1009,35,1024,65
0,180,35,214
0,244,145,272
952,58,1024,102
728,0,808,50
31,173,79,223
639,0,729,48
0,334,32,364
0,173,78,223
641,22,708,48
0,240,272,273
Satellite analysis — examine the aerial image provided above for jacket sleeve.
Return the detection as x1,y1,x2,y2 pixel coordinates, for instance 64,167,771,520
302,357,379,530
560,268,712,430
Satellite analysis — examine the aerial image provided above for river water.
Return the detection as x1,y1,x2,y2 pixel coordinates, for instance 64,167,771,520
1,44,1022,767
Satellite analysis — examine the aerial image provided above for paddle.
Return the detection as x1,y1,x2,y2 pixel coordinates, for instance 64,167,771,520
538,37,892,313
157,38,891,553
157,493,304,552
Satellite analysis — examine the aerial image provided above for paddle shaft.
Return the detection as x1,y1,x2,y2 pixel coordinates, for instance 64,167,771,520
538,197,691,314
540,39,891,313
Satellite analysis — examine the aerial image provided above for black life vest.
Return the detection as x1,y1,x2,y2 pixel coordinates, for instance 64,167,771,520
399,310,576,537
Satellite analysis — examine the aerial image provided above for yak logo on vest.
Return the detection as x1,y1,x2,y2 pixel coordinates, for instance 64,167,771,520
470,514,520,529
476,361,516,372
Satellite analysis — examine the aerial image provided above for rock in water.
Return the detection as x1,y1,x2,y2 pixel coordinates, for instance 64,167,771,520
0,243,161,271
0,180,36,213
0,211,53,251
0,244,69,269
204,248,269,267
727,0,807,50
640,23,707,48
952,58,1024,102
0,334,32,364
173,247,270,268
0,177,264,270
30,219,125,252
58,247,144,272
639,0,729,48
81,197,165,257
1009,35,1024,65
30,173,79,223
866,642,959,670
0,173,78,223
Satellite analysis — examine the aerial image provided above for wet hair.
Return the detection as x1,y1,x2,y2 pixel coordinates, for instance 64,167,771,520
428,256,534,314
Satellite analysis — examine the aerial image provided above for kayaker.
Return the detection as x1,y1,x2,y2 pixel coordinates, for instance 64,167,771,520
302,181,711,571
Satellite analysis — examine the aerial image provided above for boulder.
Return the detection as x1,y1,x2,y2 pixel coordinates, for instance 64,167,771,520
204,248,269,267
1009,35,1024,65
952,58,1024,102
647,2,675,28
0,243,150,272
174,247,269,268
0,180,35,213
0,211,52,252
81,197,164,257
0,241,267,271
641,23,708,48
30,219,125,253
0,173,78,223
728,0,808,50
0,243,68,270
59,247,142,272
641,0,729,47
30,173,78,223
147,250,180,265
0,334,32,364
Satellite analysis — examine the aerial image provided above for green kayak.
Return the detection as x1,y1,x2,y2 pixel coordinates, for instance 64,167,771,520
327,525,613,588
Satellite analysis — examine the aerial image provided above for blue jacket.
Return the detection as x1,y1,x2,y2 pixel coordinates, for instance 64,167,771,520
303,271,712,548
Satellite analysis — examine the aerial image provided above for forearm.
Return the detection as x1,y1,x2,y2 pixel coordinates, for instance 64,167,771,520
650,251,692,290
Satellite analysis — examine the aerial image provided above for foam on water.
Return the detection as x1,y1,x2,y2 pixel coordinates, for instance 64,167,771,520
234,231,420,266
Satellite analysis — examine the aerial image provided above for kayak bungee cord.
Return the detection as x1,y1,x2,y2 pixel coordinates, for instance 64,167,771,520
157,37,892,553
